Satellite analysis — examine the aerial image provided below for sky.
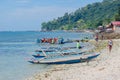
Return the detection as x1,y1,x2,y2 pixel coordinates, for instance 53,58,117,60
0,0,103,31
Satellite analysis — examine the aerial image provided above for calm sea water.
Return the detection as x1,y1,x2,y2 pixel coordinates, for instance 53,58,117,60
0,31,93,80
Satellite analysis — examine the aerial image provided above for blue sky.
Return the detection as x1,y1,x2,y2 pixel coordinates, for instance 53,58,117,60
0,0,103,31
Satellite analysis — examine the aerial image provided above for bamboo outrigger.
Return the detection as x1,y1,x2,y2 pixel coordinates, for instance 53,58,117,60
28,49,100,64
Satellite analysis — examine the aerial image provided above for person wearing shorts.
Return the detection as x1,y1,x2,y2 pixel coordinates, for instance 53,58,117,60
108,39,113,53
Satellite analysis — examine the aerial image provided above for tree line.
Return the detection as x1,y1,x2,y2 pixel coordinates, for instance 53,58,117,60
41,0,120,31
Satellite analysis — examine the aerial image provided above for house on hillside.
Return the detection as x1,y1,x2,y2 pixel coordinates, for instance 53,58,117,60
111,21,120,33
112,21,120,27
106,21,120,33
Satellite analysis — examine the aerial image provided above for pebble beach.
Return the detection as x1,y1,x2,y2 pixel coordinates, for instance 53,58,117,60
26,39,120,80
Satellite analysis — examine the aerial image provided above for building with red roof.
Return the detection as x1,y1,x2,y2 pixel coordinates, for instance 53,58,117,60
111,21,120,27
111,21,120,33
105,21,120,33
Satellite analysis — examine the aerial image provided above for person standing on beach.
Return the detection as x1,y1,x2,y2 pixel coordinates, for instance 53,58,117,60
101,34,104,40
108,38,113,53
76,40,80,49
95,34,98,42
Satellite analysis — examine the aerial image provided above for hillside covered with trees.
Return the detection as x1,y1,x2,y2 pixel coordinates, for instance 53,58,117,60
41,0,120,31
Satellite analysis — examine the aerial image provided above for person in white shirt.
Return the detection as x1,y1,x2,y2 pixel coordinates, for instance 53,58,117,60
108,38,113,53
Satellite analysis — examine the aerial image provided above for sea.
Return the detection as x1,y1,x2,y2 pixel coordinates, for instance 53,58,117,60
0,31,93,80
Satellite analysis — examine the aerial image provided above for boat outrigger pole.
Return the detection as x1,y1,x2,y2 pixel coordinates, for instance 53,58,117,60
40,48,47,57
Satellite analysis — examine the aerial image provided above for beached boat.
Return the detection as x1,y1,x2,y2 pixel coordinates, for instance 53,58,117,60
35,46,77,52
28,53,100,64
32,46,83,58
32,54,45,58
32,51,83,58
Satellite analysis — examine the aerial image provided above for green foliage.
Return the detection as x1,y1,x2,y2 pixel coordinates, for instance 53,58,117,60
114,7,120,21
41,0,120,31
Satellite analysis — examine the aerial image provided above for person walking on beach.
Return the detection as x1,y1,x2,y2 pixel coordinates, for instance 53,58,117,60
108,38,113,53
76,40,81,49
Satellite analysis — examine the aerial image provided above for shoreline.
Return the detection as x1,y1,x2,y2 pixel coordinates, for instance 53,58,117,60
26,39,120,80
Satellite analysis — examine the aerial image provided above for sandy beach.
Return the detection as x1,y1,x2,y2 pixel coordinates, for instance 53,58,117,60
26,39,120,80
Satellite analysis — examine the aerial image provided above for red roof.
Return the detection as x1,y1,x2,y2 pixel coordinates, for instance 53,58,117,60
112,21,120,26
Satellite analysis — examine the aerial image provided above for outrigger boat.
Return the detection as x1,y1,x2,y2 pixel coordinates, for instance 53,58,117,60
28,50,100,64
32,55,45,58
28,42,96,64
32,46,83,58
35,46,77,52
36,37,73,44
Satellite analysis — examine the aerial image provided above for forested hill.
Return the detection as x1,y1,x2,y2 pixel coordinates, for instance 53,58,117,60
41,0,120,31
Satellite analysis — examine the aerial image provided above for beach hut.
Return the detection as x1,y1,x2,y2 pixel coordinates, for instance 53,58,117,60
111,21,120,33
112,21,120,27
105,21,120,33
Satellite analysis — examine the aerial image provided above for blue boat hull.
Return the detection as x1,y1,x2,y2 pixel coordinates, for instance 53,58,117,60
28,54,100,64
32,55,45,58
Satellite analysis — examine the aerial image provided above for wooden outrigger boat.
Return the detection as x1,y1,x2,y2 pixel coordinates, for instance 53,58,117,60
32,46,83,58
36,37,73,44
32,55,45,58
28,52,100,64
35,46,77,52
28,42,96,64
